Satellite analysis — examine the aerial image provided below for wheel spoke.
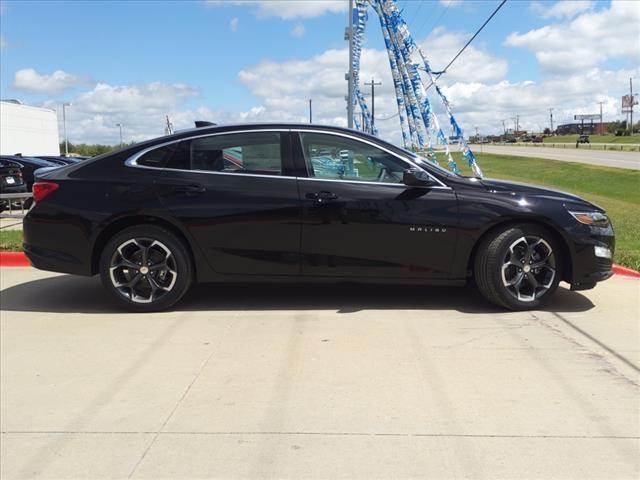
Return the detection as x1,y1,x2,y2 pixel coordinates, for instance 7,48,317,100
505,271,524,287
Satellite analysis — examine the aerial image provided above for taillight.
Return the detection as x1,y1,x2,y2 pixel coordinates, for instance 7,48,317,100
32,181,59,203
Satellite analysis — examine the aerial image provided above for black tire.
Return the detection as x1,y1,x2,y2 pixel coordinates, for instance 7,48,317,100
99,225,193,312
474,224,562,310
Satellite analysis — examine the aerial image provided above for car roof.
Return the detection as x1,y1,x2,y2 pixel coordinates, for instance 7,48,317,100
1,155,59,167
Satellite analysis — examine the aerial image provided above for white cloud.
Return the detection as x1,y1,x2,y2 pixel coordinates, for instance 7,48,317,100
207,1,346,20
506,0,640,73
530,0,594,19
12,68,89,94
420,27,508,83
229,16,239,31
291,23,305,38
42,81,202,144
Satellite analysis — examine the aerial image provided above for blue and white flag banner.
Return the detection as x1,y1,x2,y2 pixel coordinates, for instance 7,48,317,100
350,0,483,178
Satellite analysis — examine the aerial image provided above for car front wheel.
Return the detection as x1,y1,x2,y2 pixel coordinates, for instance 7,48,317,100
99,225,193,312
474,224,561,310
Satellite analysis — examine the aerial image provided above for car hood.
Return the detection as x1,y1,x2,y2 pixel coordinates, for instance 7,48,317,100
476,178,604,211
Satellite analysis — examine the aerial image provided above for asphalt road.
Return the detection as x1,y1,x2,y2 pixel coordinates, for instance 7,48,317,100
1,269,639,479
475,145,640,170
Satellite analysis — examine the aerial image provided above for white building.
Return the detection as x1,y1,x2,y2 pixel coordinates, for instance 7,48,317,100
0,100,60,156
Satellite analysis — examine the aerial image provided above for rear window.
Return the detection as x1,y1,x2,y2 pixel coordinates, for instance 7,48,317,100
135,132,283,176
136,141,190,170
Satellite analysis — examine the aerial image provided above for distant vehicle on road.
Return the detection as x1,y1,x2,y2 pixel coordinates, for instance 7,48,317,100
577,134,590,145
0,158,27,212
532,136,543,143
23,123,614,312
505,137,517,143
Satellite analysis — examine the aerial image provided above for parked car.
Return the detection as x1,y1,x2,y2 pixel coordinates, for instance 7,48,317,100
1,155,60,191
532,136,544,143
0,158,27,212
33,155,82,165
23,123,614,312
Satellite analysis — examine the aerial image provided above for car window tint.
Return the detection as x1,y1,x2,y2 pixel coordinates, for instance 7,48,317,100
299,132,407,183
190,132,282,175
137,141,189,170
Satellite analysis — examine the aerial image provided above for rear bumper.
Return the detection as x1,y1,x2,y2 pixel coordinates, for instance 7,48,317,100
23,209,93,276
0,185,28,195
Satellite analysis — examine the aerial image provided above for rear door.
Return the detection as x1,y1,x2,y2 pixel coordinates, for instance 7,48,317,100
136,130,302,276
294,130,459,279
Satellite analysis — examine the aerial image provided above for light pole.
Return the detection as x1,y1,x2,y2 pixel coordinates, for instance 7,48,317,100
309,99,312,124
116,123,123,146
62,102,71,156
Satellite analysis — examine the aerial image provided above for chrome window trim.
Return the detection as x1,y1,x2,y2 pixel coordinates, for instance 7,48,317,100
124,127,450,189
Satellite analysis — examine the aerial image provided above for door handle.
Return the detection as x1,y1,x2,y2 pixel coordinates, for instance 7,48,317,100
174,184,206,195
306,191,338,202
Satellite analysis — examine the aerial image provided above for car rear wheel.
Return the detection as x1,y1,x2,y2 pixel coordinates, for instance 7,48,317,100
99,225,192,312
474,224,561,310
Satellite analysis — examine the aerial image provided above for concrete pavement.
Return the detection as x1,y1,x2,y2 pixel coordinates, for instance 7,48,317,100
1,268,639,479
475,145,640,170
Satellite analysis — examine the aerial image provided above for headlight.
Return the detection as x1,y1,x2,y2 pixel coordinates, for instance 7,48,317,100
568,211,610,227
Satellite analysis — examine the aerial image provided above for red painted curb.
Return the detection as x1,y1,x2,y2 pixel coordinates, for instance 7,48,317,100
612,264,640,279
0,252,30,267
0,251,639,279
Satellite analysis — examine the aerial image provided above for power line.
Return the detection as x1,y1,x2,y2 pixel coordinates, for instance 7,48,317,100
424,0,508,92
413,0,452,41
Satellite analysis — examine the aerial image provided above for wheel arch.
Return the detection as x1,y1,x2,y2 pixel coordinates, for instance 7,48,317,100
467,218,574,283
91,214,199,277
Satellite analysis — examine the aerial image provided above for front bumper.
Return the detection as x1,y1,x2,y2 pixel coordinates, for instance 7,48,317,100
567,227,615,291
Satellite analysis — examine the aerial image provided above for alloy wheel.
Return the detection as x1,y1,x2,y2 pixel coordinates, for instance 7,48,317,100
109,238,178,303
501,236,556,302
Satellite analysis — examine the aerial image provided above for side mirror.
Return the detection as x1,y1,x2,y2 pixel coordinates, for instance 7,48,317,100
403,168,437,187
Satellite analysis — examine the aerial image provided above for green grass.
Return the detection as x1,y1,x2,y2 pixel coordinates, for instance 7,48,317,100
0,229,23,252
543,134,640,144
456,152,640,270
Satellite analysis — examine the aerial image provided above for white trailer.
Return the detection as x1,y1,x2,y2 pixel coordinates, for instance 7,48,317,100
0,100,60,156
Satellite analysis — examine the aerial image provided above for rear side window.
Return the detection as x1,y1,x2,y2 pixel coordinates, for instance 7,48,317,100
136,141,190,170
190,132,282,175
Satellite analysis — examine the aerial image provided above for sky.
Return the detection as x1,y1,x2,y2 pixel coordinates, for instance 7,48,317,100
0,0,639,145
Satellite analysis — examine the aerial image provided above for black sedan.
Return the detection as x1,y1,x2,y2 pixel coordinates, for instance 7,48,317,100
0,158,27,212
23,123,614,311
0,155,61,191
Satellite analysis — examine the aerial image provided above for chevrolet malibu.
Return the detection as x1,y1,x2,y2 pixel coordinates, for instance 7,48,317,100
23,123,614,311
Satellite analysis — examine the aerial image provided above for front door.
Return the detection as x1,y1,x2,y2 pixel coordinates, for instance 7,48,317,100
141,130,301,275
294,131,458,279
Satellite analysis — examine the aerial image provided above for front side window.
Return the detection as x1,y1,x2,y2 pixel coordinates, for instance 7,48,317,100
299,132,408,184
190,132,282,175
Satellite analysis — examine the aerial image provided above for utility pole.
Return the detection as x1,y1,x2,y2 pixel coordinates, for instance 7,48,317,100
309,99,312,124
116,123,123,146
598,101,604,135
364,77,382,131
630,77,634,133
475,126,479,143
548,108,554,134
345,0,354,129
501,119,506,136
